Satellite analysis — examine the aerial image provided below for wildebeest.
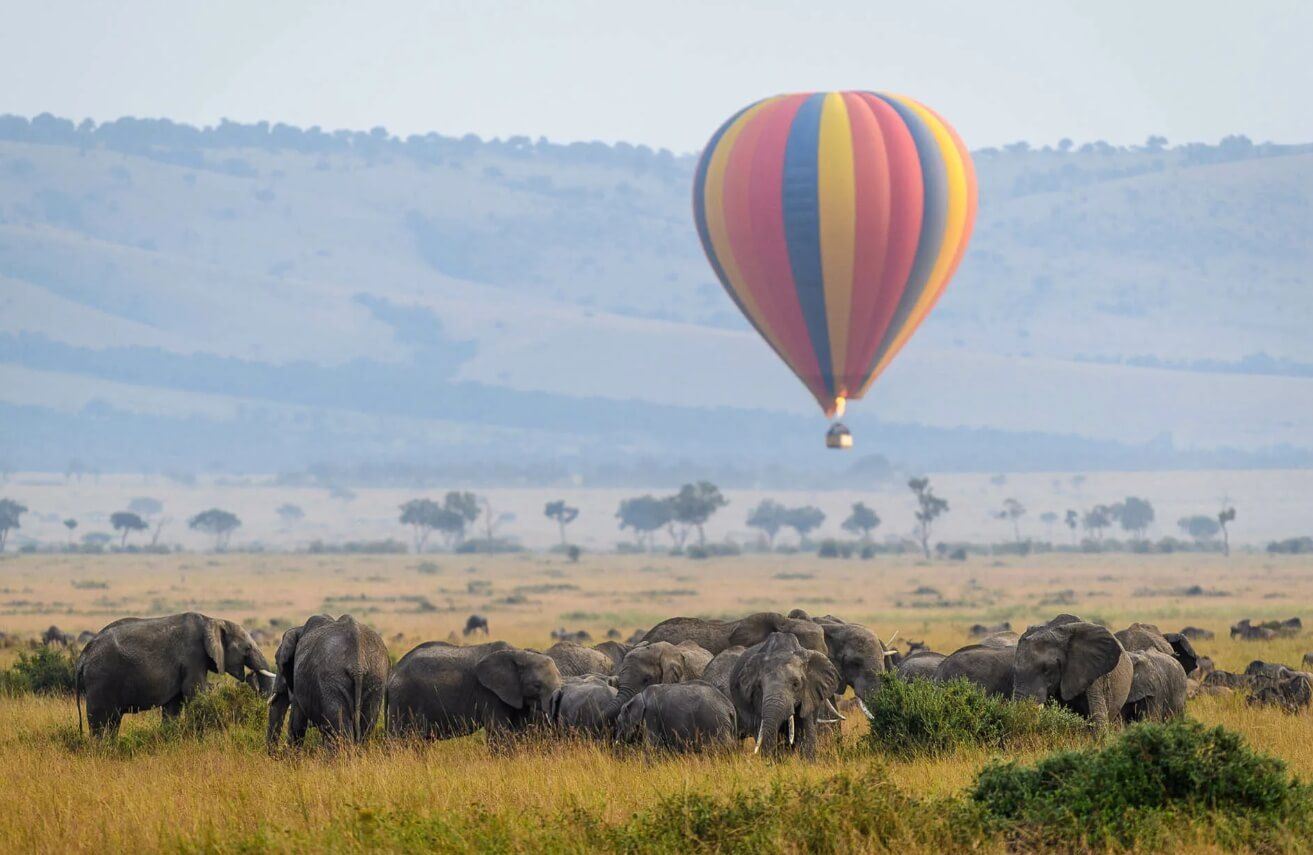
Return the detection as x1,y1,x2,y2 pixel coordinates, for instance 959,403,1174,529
463,614,490,637
42,625,72,646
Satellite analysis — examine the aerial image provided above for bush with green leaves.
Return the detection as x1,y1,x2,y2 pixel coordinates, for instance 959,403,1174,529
972,719,1313,850
863,676,1086,758
0,646,77,696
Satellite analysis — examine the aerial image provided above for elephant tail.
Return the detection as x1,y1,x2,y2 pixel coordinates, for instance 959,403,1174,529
352,666,363,744
74,658,85,736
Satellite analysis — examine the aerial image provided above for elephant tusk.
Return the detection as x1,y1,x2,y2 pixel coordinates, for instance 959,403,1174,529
258,669,276,678
818,718,841,724
857,698,875,720
754,723,764,755
885,630,899,648
824,698,846,721
787,715,795,746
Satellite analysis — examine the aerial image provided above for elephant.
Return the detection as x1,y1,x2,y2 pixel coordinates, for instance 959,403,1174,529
463,615,489,637
641,612,826,656
700,645,746,699
602,640,713,721
543,640,615,677
43,625,72,647
593,640,633,669
969,622,1012,638
933,643,1016,697
897,650,946,680
729,632,841,758
1122,649,1188,721
1012,616,1132,727
1115,622,1198,675
266,614,390,749
75,612,274,736
386,641,561,739
615,681,737,751
547,674,618,736
789,611,890,716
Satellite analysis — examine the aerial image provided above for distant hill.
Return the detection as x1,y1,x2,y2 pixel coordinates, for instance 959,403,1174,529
0,114,1309,480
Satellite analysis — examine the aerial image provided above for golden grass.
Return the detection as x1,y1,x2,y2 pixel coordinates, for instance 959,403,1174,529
0,550,1310,852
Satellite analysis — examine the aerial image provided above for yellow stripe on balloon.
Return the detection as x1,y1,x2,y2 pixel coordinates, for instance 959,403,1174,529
816,92,857,393
864,94,970,386
701,98,786,357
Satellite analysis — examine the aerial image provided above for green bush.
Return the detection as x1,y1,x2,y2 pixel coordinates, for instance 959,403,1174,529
972,719,1313,850
175,681,268,738
863,677,1086,758
1,646,77,696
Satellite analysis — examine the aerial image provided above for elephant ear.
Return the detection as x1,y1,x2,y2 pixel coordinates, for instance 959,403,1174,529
804,650,840,708
547,687,564,724
1059,622,1124,701
662,645,694,683
618,692,646,740
476,651,525,709
1163,633,1199,676
787,608,812,620
1125,652,1155,705
203,618,226,674
273,626,304,689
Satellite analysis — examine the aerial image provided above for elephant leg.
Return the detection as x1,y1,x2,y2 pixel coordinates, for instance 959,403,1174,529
267,688,291,749
798,718,819,759
89,707,121,738
161,696,185,720
288,705,309,747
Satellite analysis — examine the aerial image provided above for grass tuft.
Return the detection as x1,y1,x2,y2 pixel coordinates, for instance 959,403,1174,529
972,718,1313,850
0,646,77,696
863,677,1088,758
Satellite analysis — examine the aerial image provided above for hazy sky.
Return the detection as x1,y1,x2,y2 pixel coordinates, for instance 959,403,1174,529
4,0,1310,153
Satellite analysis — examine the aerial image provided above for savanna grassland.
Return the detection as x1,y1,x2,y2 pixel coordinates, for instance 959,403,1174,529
1,550,1311,853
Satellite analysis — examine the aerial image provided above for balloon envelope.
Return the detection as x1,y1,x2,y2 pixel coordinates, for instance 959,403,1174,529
693,91,977,416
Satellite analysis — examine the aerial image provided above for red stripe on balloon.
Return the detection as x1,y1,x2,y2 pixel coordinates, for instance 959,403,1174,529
734,95,825,395
846,92,923,389
839,92,889,394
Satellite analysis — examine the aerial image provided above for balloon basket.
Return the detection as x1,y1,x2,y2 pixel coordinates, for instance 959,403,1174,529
825,422,853,450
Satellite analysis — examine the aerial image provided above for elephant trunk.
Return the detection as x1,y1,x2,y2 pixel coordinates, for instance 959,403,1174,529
754,696,792,756
603,685,636,723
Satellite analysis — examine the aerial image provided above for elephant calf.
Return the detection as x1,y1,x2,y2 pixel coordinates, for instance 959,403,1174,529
543,640,615,677
1123,650,1188,721
76,612,273,736
548,675,618,736
386,641,561,739
616,681,737,752
603,640,713,722
267,614,390,749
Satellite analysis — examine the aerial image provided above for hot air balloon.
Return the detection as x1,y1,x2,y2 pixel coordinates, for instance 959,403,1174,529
693,91,977,448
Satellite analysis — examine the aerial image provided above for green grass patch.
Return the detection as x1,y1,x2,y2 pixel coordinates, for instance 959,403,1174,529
973,719,1313,850
0,646,77,696
863,676,1088,758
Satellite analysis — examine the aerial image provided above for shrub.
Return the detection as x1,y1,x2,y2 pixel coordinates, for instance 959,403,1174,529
685,542,740,559
1267,536,1313,555
863,677,1086,758
175,681,268,738
3,646,77,696
972,719,1313,850
817,538,855,558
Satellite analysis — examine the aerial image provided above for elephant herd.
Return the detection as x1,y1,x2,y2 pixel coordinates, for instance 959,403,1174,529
898,616,1204,724
69,607,1301,754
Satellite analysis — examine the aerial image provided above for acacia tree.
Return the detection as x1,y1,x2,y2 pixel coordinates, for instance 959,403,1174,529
1113,497,1155,540
1217,507,1237,557
63,518,78,545
1064,510,1079,544
908,478,948,559
1083,505,1112,541
1178,515,1220,546
110,511,148,548
438,491,481,547
0,498,27,552
188,508,241,551
400,498,444,552
616,495,671,551
1040,511,1059,542
544,500,579,546
746,499,787,548
841,502,881,543
783,506,826,544
669,482,727,548
997,498,1026,544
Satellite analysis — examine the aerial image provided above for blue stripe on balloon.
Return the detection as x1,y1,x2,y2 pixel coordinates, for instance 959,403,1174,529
781,93,834,397
865,93,946,370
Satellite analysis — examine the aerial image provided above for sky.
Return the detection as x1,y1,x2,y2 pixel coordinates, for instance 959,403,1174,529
3,0,1311,153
